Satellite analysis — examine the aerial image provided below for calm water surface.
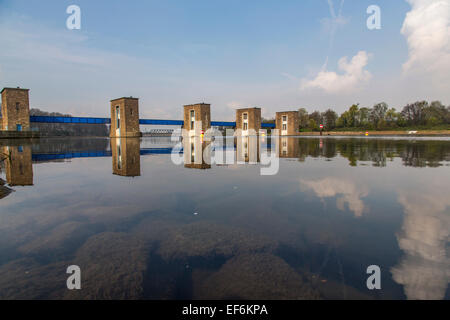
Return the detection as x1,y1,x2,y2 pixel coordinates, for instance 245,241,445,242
0,136,449,300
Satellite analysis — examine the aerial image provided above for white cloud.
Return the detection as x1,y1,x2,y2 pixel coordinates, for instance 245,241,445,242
321,0,348,70
401,0,450,78
300,51,372,94
300,177,368,217
280,72,299,82
321,0,348,34
0,26,104,67
391,184,450,300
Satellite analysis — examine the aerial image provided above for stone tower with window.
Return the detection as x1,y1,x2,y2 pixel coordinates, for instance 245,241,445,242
1,87,31,131
276,111,299,136
183,103,211,135
235,107,261,135
110,97,141,138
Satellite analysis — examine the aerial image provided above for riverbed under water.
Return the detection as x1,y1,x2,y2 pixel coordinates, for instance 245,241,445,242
0,136,449,300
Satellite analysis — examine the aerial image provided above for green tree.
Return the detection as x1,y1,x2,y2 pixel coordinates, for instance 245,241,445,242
348,104,360,127
358,107,370,127
424,101,448,125
298,108,309,128
308,119,318,131
337,111,349,128
370,102,388,129
322,109,338,129
309,111,323,128
401,101,427,125
385,108,400,127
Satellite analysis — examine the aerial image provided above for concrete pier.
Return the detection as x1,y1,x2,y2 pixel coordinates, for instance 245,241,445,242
1,87,40,139
276,111,299,136
236,107,261,136
183,103,211,136
110,97,142,138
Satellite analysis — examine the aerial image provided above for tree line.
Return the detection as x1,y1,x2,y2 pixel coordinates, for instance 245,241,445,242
294,101,450,131
295,138,450,168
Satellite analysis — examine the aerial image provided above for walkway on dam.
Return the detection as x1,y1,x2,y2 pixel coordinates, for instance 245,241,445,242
30,116,276,128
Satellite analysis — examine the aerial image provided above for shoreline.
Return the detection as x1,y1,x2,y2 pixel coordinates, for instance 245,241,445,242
296,130,450,137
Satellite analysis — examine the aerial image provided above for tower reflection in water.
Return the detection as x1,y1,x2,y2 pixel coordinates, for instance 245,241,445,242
111,138,141,177
2,145,33,186
279,137,299,159
236,132,260,164
183,135,211,169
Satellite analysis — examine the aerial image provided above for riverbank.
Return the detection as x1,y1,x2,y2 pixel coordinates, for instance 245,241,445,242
297,130,450,136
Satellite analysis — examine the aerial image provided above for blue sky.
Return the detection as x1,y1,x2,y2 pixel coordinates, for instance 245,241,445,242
0,0,448,120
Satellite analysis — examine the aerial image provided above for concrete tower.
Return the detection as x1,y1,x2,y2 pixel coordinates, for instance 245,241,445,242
235,107,261,136
110,97,141,138
183,103,211,136
276,111,300,136
1,87,31,132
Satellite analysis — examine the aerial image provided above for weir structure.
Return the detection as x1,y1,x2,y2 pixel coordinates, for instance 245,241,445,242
110,97,142,138
235,107,261,136
1,87,313,139
0,88,39,139
183,103,211,136
276,111,300,136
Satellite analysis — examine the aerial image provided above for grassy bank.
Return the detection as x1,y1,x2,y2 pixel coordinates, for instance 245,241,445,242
297,129,450,136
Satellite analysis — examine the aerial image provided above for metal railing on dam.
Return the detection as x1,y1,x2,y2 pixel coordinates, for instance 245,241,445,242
29,116,275,128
